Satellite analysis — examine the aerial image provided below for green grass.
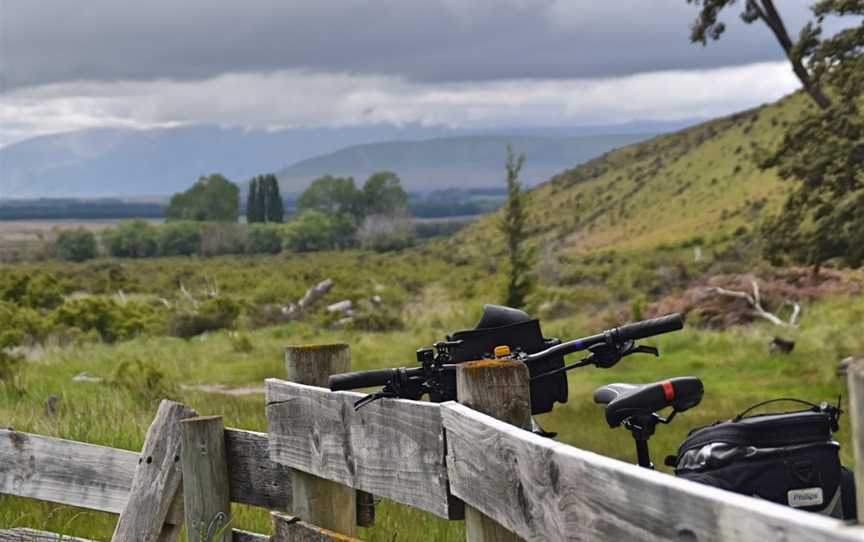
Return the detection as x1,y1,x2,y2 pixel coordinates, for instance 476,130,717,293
2,288,861,540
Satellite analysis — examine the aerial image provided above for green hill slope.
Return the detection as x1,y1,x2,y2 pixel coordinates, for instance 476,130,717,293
459,93,814,256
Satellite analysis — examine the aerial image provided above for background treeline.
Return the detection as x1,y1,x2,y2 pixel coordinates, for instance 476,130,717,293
40,170,426,262
49,217,422,262
0,198,166,220
46,170,471,262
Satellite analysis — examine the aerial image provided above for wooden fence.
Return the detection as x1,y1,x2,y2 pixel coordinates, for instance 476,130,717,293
3,346,864,541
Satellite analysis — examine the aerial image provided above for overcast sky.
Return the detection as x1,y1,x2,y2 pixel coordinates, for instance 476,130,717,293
0,0,833,146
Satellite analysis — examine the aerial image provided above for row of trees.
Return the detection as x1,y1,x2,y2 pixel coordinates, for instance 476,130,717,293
246,174,284,223
166,170,408,226
53,211,414,263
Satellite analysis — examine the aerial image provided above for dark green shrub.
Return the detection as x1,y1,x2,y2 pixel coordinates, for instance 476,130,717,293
349,305,405,332
104,220,160,258
83,261,138,294
51,297,160,342
168,297,242,338
0,273,65,309
246,224,283,254
55,228,98,262
160,222,202,256
0,300,50,345
282,210,355,252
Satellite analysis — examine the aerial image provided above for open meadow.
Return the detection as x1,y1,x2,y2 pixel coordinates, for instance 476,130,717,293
1,246,861,540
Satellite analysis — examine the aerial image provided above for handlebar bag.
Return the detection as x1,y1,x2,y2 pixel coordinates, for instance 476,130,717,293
447,304,568,414
671,403,853,519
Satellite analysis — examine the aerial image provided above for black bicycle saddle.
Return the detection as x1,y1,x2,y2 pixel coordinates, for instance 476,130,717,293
594,377,704,427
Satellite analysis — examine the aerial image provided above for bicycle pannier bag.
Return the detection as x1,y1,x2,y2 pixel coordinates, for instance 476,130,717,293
671,399,854,519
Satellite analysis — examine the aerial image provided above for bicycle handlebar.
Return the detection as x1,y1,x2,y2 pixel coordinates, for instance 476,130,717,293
329,367,423,391
328,313,684,391
612,313,684,343
523,313,683,364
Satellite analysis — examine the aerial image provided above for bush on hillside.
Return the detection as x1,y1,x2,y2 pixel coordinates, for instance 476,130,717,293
0,300,51,344
159,222,202,256
282,210,355,252
104,220,160,258
0,273,65,310
168,296,242,338
55,228,98,262
246,224,283,254
348,299,405,332
51,297,161,343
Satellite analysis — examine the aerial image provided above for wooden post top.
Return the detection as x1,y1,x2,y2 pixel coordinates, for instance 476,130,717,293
285,343,351,388
456,359,531,431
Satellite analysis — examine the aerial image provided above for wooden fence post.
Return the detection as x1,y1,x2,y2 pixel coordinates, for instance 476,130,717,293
285,344,358,535
112,399,197,542
847,358,864,522
180,416,232,542
456,359,530,542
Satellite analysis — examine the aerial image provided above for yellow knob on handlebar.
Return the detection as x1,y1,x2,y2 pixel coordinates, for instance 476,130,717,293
493,345,511,359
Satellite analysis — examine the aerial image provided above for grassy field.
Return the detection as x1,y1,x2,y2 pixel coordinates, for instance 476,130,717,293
1,273,861,540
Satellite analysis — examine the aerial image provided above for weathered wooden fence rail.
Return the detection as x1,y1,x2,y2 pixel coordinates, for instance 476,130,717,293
264,375,864,542
266,378,461,520
0,408,291,541
4,353,864,541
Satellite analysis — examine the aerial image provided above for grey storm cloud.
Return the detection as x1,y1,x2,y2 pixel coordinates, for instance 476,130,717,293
0,0,819,90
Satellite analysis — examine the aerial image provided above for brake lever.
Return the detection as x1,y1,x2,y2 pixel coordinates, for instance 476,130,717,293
585,341,659,368
354,390,395,411
631,345,659,357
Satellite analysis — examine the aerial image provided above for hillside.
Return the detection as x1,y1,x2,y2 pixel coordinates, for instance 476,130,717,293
458,93,815,257
274,133,654,193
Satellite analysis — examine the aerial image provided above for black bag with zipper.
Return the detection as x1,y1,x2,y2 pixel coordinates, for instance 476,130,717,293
670,398,856,519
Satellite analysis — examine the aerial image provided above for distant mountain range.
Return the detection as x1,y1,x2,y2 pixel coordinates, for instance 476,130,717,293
0,120,700,199
274,134,653,193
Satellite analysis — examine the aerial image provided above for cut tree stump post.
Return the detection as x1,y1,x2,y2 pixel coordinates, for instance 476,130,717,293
284,344,359,534
457,359,530,542
847,358,864,522
180,416,232,542
112,399,197,542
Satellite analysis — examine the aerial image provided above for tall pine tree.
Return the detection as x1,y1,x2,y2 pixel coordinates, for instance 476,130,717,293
254,175,267,223
266,174,285,223
246,178,260,223
501,145,532,309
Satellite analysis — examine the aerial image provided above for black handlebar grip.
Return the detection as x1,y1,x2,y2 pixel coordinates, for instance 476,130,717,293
329,369,397,391
614,313,684,342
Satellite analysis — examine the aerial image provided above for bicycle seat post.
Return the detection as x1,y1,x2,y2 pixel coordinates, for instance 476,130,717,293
623,413,660,469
